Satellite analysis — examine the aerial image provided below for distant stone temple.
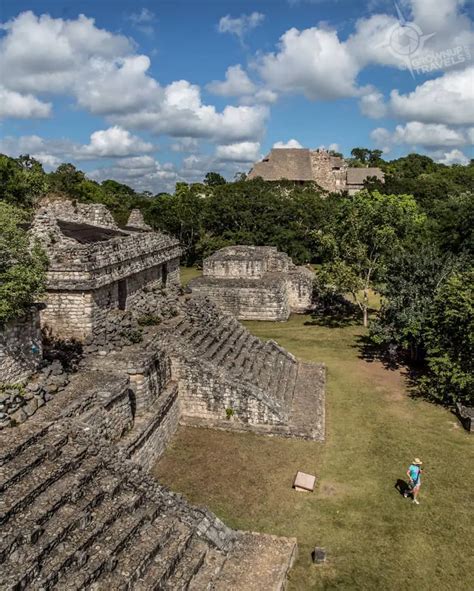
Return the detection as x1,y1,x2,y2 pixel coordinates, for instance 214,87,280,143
31,200,181,341
0,198,326,588
248,148,384,194
189,246,314,321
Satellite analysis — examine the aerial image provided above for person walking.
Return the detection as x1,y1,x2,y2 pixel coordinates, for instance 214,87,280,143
404,458,423,504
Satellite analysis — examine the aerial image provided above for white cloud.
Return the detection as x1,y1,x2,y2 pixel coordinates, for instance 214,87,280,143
359,89,387,118
129,7,156,34
388,66,474,125
113,81,269,143
79,126,154,157
273,139,303,148
0,12,267,145
0,128,155,165
218,12,264,40
207,65,256,97
256,27,360,100
0,87,51,119
216,141,261,162
435,148,470,165
371,121,470,148
0,11,132,94
170,137,199,152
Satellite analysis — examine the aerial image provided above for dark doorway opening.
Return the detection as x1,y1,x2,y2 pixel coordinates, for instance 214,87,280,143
161,263,168,287
118,279,128,310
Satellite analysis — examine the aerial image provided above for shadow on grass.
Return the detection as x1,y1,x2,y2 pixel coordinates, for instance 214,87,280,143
305,293,361,328
395,479,411,497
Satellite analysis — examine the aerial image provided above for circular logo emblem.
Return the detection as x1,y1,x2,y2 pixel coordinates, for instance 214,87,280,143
389,23,422,56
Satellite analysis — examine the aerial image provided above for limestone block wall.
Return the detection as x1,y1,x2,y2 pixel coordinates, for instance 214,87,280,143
204,258,266,279
41,258,181,341
286,268,314,312
189,278,291,321
40,199,118,228
87,342,180,470
0,309,43,384
176,356,284,427
310,151,338,192
126,384,180,471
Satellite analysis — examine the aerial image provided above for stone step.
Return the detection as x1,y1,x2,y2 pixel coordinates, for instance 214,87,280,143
163,536,208,590
64,509,174,590
0,424,50,466
196,319,231,360
1,431,69,492
187,547,227,591
231,334,257,373
0,444,88,526
32,489,144,589
3,474,123,589
0,459,106,564
133,522,194,591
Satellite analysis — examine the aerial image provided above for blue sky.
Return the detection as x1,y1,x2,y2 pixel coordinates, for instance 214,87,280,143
0,0,473,192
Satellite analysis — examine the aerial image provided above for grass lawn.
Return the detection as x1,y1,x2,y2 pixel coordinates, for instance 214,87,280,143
180,266,202,286
154,314,473,589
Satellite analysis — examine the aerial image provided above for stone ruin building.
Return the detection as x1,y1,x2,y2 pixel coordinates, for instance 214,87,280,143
189,246,314,321
31,199,181,341
0,199,326,589
247,148,384,194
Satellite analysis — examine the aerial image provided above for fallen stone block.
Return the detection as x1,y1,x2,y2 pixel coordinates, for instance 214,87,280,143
293,471,316,492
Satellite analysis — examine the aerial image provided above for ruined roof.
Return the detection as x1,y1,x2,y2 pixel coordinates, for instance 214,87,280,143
346,167,384,185
206,245,279,261
57,220,129,243
248,149,313,181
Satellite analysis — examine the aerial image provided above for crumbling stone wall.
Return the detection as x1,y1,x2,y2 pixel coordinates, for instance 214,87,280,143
285,268,314,312
189,277,291,321
0,308,43,384
310,150,338,192
191,246,314,321
38,197,118,228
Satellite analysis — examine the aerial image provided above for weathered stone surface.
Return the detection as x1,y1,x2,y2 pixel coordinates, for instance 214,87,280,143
0,308,43,384
0,199,330,588
190,246,314,321
294,471,316,492
31,198,181,341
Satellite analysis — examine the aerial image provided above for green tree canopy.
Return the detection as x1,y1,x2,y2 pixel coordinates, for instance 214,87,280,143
313,191,426,326
0,202,47,325
421,268,474,406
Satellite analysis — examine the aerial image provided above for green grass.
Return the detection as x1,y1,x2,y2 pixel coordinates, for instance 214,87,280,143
154,314,473,590
180,266,202,286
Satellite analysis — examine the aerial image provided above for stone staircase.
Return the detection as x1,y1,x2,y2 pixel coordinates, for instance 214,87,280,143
173,301,299,412
0,416,296,590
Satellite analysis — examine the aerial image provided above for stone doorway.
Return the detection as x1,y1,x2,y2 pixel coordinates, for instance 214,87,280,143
161,263,168,287
118,279,128,310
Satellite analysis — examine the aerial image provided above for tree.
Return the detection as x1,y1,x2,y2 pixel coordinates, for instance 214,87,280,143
0,154,47,208
313,191,425,326
420,268,474,406
203,172,227,186
350,147,371,165
48,163,85,197
369,247,462,361
0,202,47,324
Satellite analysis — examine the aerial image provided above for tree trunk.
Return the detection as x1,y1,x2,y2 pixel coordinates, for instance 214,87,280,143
363,306,368,327
362,288,369,327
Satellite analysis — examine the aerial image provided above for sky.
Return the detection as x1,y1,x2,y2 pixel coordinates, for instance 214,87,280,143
0,0,473,193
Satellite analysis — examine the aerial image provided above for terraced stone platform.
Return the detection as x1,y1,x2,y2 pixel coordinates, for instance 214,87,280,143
0,369,297,590
164,296,326,441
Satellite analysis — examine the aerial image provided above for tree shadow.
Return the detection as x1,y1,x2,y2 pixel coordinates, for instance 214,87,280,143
305,293,360,328
355,333,401,370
